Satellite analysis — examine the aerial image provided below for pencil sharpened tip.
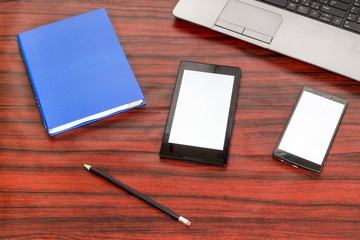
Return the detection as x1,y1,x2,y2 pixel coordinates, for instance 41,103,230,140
83,164,91,170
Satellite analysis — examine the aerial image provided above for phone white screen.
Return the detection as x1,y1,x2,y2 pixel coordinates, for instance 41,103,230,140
278,91,345,165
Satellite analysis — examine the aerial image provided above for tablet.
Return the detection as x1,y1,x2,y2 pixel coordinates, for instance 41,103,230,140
273,87,347,173
160,61,241,166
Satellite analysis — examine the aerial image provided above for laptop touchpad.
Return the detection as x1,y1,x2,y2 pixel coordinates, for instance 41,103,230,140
215,0,282,43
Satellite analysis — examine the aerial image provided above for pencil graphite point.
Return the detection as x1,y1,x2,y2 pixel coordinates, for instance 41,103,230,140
83,164,91,170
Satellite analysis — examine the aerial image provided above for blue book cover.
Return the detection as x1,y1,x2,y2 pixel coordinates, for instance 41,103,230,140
17,8,145,135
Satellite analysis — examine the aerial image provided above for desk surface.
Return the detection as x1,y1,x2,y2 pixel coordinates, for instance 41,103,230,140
1,0,360,239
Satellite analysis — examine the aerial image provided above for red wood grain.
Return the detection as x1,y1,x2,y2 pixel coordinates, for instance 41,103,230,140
1,0,360,239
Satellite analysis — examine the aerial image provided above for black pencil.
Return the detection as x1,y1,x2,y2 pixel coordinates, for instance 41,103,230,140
83,164,191,226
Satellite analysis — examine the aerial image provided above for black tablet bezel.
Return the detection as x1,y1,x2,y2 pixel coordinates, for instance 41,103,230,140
159,61,241,166
273,86,348,173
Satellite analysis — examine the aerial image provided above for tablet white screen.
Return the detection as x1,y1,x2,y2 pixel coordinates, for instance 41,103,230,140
278,91,345,165
168,70,234,150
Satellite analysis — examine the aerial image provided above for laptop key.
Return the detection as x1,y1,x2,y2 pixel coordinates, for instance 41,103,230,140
287,2,298,10
301,0,311,6
320,16,332,22
329,0,349,11
311,1,321,9
347,13,357,21
332,16,343,25
310,9,320,17
297,5,310,14
350,6,360,14
321,5,346,18
344,20,360,33
321,13,333,19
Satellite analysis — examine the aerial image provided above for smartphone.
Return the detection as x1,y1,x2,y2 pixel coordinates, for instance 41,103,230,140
273,87,347,173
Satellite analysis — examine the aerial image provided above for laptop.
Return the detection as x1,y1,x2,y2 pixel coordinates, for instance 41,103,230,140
173,0,360,81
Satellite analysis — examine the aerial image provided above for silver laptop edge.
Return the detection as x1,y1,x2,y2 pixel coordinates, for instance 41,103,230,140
173,0,360,82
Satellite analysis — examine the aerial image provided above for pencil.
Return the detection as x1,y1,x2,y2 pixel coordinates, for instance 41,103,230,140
83,164,191,227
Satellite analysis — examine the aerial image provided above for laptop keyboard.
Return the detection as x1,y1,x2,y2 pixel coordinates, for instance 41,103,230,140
258,0,360,34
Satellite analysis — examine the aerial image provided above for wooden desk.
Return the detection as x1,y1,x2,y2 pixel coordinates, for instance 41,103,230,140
1,1,359,239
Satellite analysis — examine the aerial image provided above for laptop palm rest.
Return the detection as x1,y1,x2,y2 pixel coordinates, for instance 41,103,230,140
215,0,282,43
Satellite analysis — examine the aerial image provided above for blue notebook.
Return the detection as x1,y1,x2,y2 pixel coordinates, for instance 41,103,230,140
18,8,145,135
